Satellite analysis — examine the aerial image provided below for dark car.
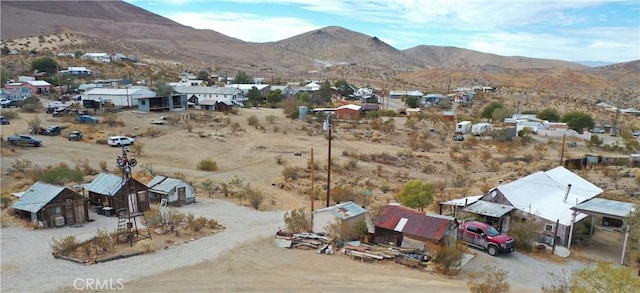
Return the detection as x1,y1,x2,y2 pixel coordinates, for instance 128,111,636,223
68,131,83,141
0,116,9,125
39,126,63,136
454,134,465,141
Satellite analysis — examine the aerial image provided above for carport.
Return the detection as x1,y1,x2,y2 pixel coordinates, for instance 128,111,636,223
462,200,515,233
570,198,635,264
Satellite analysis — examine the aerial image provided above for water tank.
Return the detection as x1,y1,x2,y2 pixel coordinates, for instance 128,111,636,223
298,106,308,120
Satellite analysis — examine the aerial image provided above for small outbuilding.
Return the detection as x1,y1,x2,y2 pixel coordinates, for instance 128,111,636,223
335,104,362,120
83,173,149,214
12,182,89,228
312,201,367,239
147,175,196,206
374,205,458,250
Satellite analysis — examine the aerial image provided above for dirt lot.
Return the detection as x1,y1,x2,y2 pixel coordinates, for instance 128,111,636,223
1,99,638,292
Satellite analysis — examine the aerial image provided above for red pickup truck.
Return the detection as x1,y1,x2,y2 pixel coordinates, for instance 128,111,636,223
458,221,515,256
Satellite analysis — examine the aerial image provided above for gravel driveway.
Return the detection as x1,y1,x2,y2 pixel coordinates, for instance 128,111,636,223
1,199,284,293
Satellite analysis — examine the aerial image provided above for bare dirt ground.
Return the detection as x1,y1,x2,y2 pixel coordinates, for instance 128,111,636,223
1,97,638,292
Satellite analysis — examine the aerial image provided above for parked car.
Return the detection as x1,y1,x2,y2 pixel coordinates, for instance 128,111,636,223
0,98,11,107
7,134,42,146
68,131,83,141
589,128,605,134
0,116,9,125
454,134,465,141
1,99,21,108
633,130,640,138
458,221,515,256
39,126,63,136
108,136,135,146
77,115,99,123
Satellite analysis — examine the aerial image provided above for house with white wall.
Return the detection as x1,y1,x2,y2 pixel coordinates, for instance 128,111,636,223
84,87,155,107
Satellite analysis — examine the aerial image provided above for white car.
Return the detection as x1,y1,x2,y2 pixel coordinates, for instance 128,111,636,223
108,136,135,146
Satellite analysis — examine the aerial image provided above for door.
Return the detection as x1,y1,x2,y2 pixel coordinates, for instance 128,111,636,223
178,187,186,206
128,192,138,214
64,201,76,225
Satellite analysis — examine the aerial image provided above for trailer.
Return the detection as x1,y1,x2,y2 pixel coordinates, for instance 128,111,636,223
455,121,472,134
472,122,492,136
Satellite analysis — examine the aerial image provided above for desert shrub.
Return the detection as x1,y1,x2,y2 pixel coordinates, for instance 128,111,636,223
467,265,511,293
245,185,264,210
143,127,164,137
230,121,242,134
130,142,144,156
27,115,42,134
165,115,180,125
197,158,218,171
134,239,155,253
102,113,124,126
275,155,285,165
266,114,277,123
343,157,358,170
450,172,469,188
509,217,541,251
541,270,571,293
282,166,298,179
432,243,467,275
2,110,19,119
74,158,97,175
50,235,79,255
99,161,108,171
9,159,32,173
36,163,84,185
283,209,311,233
20,97,44,113
184,121,194,132
95,138,108,145
247,114,259,126
199,179,216,197
93,229,113,254
331,185,363,204
1,194,14,209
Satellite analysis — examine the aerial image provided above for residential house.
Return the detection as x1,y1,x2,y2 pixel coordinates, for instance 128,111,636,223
137,93,187,112
12,182,89,228
147,175,196,206
335,104,362,120
477,166,603,247
225,84,271,99
374,205,458,249
3,80,52,96
312,201,368,239
83,173,149,214
389,90,424,99
81,53,111,63
173,86,243,110
84,87,155,107
59,67,93,77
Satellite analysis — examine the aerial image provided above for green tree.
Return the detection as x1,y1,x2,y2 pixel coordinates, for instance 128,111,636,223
481,102,504,122
396,180,434,211
571,262,640,292
234,71,252,84
266,89,284,106
197,70,210,83
151,79,174,97
296,92,311,105
312,80,332,105
492,107,512,124
406,96,419,108
537,108,560,122
30,56,59,74
0,66,8,84
560,111,595,133
247,86,263,107
74,50,83,59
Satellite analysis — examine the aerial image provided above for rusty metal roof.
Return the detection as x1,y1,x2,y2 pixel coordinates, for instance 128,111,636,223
375,205,456,242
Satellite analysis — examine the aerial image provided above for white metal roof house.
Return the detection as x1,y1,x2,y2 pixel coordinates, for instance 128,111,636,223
225,84,270,99
81,53,111,63
313,201,367,239
84,87,155,107
147,175,195,206
173,86,243,110
12,182,89,228
478,166,603,247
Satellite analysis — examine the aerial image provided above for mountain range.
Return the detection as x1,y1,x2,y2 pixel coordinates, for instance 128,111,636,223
1,0,638,103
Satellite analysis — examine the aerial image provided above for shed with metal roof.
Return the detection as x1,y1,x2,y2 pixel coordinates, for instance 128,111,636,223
83,173,149,214
374,205,458,249
147,175,195,206
312,201,367,239
12,182,89,228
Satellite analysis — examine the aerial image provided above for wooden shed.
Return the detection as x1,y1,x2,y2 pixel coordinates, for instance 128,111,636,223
374,205,458,249
84,173,149,214
313,201,367,240
12,182,89,228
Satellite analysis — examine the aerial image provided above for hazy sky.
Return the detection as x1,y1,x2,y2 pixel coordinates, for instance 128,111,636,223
126,0,640,63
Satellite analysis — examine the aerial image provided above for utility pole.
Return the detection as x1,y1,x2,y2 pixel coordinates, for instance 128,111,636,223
326,114,332,208
310,148,315,227
560,132,566,166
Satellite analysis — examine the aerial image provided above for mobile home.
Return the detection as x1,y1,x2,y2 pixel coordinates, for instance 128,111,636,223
472,122,492,136
456,121,472,134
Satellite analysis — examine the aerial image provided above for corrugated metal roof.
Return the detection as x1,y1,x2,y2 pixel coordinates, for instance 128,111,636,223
463,200,514,218
174,86,240,95
440,195,482,207
375,205,455,242
84,173,127,196
572,198,635,219
147,175,184,194
337,104,362,111
314,201,367,220
12,182,65,213
497,166,602,226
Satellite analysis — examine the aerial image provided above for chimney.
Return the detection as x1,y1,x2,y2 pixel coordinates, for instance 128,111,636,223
563,184,572,203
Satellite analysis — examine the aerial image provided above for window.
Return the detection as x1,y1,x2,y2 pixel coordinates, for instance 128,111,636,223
466,226,479,234
141,100,146,105
545,223,555,233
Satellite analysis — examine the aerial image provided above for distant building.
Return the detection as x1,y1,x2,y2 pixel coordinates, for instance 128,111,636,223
84,87,155,107
3,80,52,96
